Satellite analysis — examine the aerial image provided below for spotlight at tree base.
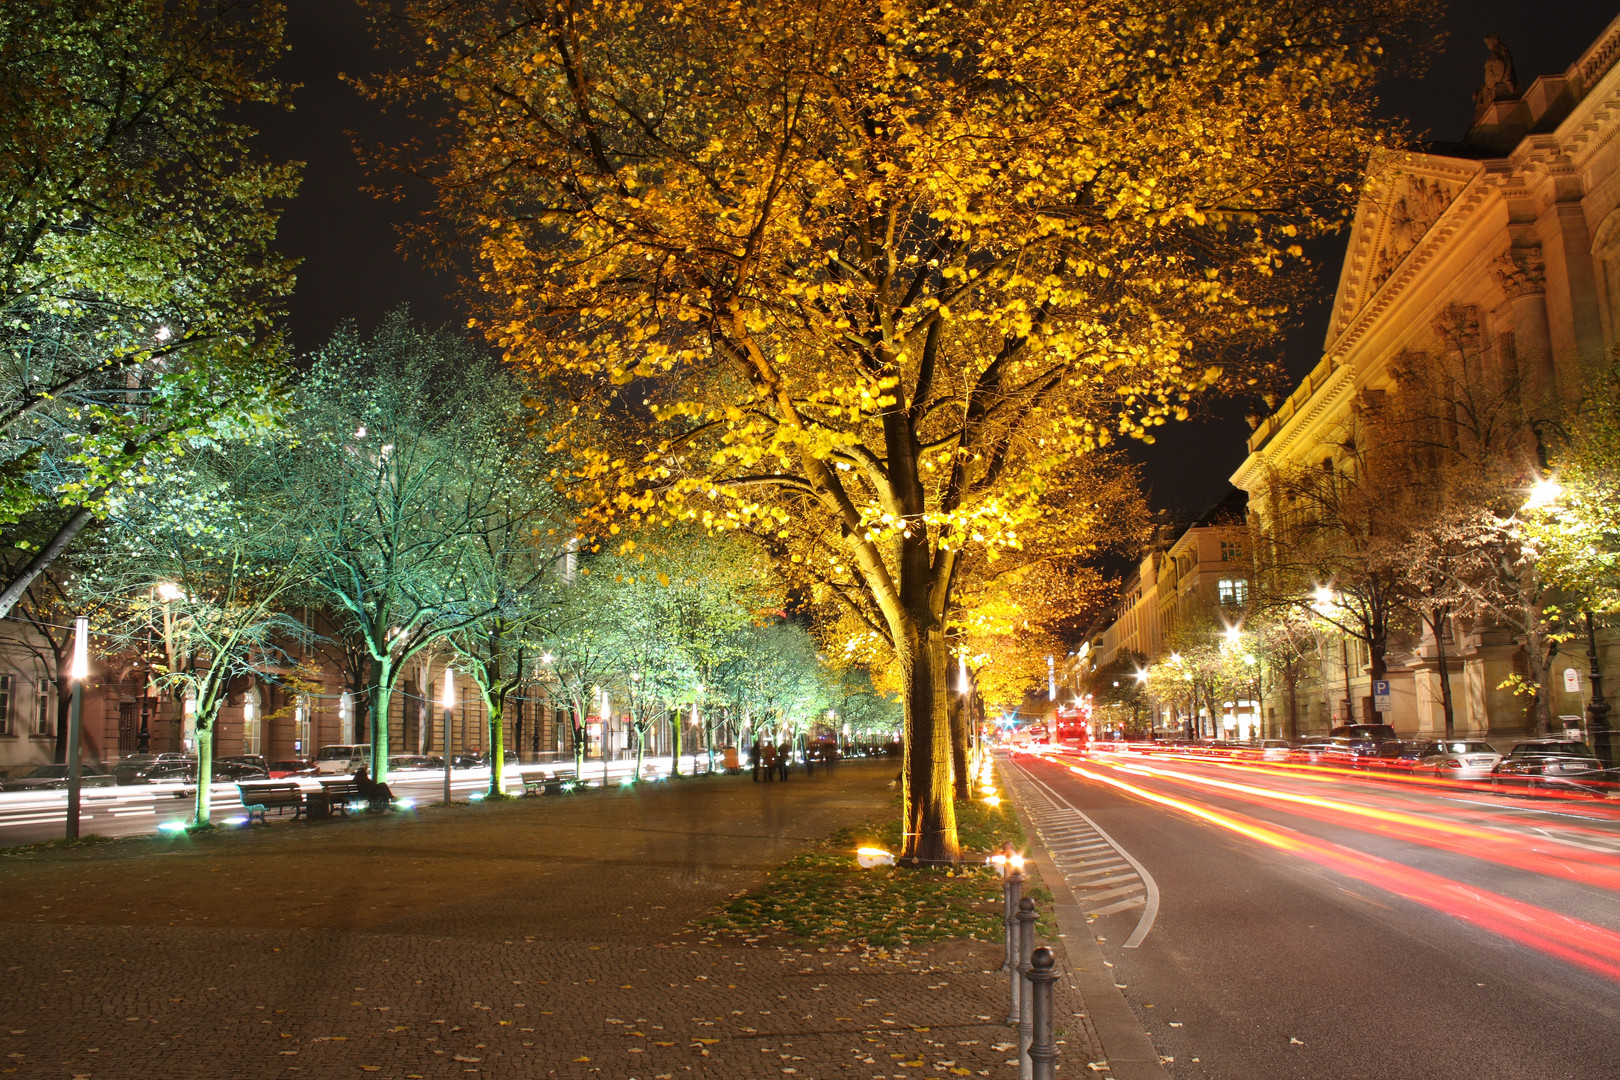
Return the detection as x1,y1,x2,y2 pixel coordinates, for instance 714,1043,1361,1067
983,793,1003,807
224,815,249,827
988,851,1025,875
468,791,485,802
393,798,417,810
856,846,896,868
156,821,187,834
1526,476,1565,509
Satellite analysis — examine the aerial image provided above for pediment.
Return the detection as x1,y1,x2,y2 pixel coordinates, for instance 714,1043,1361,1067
1324,152,1481,351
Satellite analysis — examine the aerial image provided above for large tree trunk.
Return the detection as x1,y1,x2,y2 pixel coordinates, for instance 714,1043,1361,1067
671,709,683,777
486,691,507,797
370,658,395,781
900,620,959,864
193,720,214,826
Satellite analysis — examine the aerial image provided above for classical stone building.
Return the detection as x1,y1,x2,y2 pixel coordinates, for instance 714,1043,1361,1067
1231,18,1620,737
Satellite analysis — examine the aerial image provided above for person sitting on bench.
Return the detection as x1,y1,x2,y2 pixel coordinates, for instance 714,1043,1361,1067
351,768,394,813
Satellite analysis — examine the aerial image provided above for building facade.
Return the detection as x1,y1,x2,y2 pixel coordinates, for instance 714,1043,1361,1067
1231,18,1620,737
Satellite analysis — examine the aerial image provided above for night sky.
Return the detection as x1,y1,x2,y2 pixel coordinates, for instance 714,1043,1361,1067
251,0,1620,517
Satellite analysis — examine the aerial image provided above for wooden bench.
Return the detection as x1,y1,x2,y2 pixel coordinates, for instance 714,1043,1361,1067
308,777,363,819
236,781,306,824
521,769,579,796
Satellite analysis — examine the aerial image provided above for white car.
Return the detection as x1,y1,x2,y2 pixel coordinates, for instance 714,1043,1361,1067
1258,739,1293,762
313,744,372,775
1415,740,1502,782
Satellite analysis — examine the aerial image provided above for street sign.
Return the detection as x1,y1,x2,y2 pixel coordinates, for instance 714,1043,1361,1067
1372,679,1391,713
1565,667,1582,694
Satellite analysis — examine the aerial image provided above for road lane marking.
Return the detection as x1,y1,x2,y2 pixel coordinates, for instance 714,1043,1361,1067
1006,760,1161,948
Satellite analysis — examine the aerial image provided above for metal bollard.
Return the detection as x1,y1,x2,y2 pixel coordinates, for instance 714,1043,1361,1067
1003,857,1025,1024
1027,946,1059,1080
1016,897,1037,1080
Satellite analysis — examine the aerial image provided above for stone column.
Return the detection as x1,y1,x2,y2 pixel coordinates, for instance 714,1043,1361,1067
1494,243,1557,405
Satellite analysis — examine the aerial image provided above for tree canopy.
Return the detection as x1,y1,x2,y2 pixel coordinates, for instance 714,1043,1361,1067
368,0,1433,859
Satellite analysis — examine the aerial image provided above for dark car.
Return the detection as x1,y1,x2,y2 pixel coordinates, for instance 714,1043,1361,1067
140,758,268,784
1324,724,1402,768
1491,740,1613,797
113,752,191,785
219,754,268,772
0,763,117,791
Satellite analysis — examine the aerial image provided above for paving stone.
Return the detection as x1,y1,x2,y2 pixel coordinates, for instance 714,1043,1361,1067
0,760,1101,1078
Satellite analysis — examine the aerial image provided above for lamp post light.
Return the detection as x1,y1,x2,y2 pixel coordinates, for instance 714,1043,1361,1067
441,666,456,805
600,687,611,788
65,616,89,841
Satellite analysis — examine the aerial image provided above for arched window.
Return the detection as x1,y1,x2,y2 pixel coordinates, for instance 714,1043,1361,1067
242,685,262,756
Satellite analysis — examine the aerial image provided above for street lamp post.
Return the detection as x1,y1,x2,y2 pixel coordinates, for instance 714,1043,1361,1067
1585,611,1612,768
441,667,455,805
65,616,89,841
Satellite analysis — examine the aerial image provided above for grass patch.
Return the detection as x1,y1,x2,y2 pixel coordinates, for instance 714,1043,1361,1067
703,791,1028,949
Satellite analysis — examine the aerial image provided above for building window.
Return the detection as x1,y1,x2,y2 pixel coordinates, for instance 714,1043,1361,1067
1218,578,1250,607
0,675,10,735
34,679,52,736
1220,539,1244,562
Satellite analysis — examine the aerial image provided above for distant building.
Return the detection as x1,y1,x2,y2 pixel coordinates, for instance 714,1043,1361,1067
1231,17,1620,736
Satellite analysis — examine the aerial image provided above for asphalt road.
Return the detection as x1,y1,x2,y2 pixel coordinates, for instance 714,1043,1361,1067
1006,748,1620,1080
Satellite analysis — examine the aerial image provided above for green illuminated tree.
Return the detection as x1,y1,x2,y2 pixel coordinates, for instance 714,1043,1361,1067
85,447,310,826
280,313,528,781
0,0,300,616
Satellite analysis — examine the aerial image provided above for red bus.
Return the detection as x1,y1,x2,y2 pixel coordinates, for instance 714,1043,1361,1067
1051,704,1091,752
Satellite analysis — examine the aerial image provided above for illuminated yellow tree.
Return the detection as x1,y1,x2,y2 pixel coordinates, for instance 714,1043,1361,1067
368,0,1431,861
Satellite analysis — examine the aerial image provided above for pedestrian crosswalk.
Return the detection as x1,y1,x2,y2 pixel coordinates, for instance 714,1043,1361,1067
1011,777,1148,921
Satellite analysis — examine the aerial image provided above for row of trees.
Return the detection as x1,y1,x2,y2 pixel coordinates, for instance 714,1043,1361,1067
18,313,899,826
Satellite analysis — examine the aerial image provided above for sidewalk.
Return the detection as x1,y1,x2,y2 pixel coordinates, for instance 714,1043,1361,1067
0,760,1099,1080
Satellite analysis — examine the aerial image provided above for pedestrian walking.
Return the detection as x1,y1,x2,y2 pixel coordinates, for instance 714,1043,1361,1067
777,740,791,782
760,740,777,782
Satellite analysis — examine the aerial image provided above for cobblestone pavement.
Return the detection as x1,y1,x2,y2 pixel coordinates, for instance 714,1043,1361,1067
0,761,1100,1079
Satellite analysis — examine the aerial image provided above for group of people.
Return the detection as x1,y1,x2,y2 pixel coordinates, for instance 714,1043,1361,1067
747,740,838,782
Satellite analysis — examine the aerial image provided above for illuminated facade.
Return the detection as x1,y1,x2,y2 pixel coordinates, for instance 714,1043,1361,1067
1232,17,1620,736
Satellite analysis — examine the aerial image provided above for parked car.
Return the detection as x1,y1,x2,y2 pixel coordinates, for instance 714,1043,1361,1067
1414,740,1502,781
0,763,118,791
313,744,372,775
139,758,268,784
1492,740,1613,797
113,752,191,785
219,754,268,772
1321,725,1403,768
387,754,438,772
1287,740,1335,764
267,759,313,778
1257,739,1293,762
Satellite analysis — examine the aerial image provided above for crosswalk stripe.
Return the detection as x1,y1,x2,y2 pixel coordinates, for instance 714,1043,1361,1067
1071,862,1129,877
1081,882,1145,903
1075,873,1139,888
1086,895,1148,917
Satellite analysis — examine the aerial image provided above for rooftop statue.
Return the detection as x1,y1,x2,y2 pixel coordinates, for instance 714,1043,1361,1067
1474,33,1520,116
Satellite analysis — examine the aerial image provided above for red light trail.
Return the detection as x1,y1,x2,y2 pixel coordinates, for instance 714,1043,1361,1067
1049,753,1620,984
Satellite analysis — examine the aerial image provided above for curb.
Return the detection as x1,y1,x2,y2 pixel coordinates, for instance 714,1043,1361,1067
1002,761,1170,1080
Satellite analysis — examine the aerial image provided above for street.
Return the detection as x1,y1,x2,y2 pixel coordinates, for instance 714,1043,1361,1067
1004,748,1620,1080
0,755,711,847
